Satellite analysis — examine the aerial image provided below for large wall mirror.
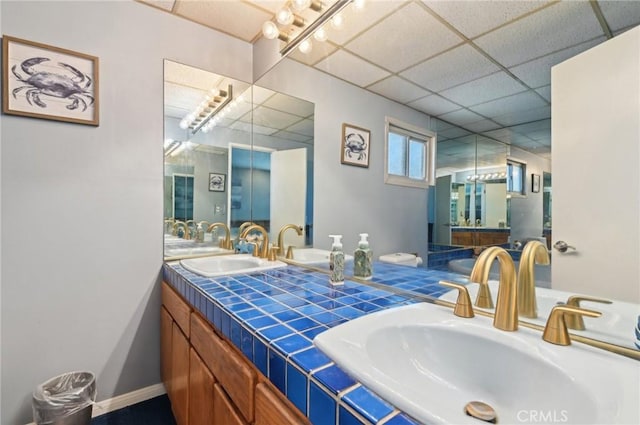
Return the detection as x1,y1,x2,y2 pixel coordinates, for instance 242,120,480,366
162,45,637,355
163,60,314,259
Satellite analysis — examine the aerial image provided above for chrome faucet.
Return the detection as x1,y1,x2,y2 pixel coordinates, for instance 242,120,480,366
517,240,550,318
240,224,269,258
469,246,519,331
277,224,303,258
207,222,232,249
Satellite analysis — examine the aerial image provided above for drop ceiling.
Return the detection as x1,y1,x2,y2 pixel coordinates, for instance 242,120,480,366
143,0,640,159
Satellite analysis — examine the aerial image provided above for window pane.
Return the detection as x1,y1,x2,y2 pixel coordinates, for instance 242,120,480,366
408,139,425,179
388,132,407,176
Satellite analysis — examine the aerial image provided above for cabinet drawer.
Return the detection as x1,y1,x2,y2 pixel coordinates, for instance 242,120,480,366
214,384,248,425
191,313,256,423
255,382,309,425
162,282,191,337
189,348,216,425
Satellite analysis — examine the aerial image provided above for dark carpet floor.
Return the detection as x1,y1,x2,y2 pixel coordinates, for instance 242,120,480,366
91,395,176,425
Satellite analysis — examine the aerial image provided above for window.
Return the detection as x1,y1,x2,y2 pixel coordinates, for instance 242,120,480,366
385,118,435,188
507,159,526,195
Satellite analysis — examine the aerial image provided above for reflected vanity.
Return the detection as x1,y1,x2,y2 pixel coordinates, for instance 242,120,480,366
163,56,639,362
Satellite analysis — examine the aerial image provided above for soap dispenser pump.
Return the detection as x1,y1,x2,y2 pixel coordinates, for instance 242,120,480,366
329,235,345,286
353,233,373,280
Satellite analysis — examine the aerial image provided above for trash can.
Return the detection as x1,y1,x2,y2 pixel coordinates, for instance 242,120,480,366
32,371,96,425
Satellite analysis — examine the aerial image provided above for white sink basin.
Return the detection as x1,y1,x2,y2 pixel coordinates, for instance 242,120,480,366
165,246,233,258
180,254,287,277
288,248,353,265
439,281,640,349
314,303,639,425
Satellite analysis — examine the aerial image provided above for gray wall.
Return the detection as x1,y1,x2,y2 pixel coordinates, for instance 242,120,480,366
0,1,251,423
257,59,432,259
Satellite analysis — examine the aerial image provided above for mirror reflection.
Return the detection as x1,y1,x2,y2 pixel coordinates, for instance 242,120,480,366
163,60,314,259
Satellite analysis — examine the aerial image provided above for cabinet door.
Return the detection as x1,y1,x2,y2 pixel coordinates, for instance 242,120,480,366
189,348,215,425
255,383,309,425
161,307,173,394
214,384,248,425
171,322,190,425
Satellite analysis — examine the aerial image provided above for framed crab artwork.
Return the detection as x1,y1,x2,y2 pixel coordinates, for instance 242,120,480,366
2,35,99,126
341,123,370,168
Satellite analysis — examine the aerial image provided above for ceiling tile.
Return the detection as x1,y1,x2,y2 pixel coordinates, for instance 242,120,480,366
439,72,527,106
327,0,408,45
314,49,390,87
492,105,551,127
474,1,604,67
409,95,461,116
437,126,473,140
599,1,640,32
423,0,551,39
509,118,551,134
289,42,339,66
470,91,548,118
508,37,603,87
252,105,302,129
464,119,502,133
535,85,551,102
400,44,500,92
438,109,485,126
263,92,315,117
174,0,271,42
367,76,430,104
286,117,314,137
345,2,463,72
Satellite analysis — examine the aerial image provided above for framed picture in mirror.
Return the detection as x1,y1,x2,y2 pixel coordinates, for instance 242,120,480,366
2,35,99,126
209,173,226,192
532,173,541,193
341,123,370,168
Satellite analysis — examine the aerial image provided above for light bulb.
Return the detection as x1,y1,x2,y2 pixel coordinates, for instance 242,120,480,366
313,27,328,42
276,7,294,25
353,0,365,10
179,120,188,129
292,0,311,12
299,39,312,54
331,13,344,29
262,21,279,40
210,88,220,97
201,126,209,133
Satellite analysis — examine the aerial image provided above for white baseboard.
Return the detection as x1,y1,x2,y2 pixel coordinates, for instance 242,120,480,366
26,383,167,425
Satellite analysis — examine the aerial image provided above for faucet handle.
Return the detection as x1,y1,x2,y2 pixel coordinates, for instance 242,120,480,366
474,281,494,310
439,281,475,318
268,246,279,262
543,305,602,346
564,296,612,330
286,245,294,259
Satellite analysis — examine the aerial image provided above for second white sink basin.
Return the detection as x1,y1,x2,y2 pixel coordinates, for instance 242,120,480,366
287,248,353,265
314,303,639,424
180,254,287,277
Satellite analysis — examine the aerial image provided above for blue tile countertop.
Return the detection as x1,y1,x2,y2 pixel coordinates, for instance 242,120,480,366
163,261,469,425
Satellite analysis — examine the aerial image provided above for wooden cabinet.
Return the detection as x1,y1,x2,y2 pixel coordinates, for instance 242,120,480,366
188,348,215,425
452,230,509,246
214,384,249,425
161,281,309,425
255,383,307,425
160,306,173,392
171,323,190,425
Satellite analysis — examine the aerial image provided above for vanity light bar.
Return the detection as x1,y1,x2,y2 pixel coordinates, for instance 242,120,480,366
191,84,233,135
280,0,352,57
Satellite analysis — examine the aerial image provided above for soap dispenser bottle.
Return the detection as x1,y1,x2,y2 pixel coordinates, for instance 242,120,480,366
329,235,345,286
195,222,205,243
353,233,373,280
